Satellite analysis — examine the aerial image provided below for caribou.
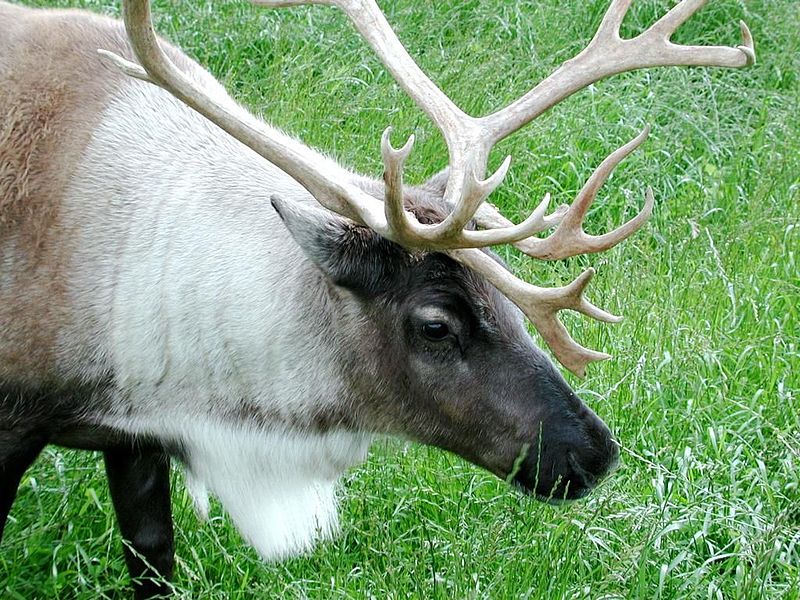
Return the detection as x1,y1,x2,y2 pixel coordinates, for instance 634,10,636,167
0,0,754,597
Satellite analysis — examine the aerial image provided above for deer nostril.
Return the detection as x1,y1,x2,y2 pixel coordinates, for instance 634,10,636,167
568,451,597,489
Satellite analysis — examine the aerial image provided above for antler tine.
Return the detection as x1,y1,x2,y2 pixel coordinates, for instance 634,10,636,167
592,0,633,41
650,0,710,37
381,127,419,246
450,251,621,378
513,127,655,260
557,128,651,235
433,126,653,254
471,200,569,233
481,0,755,142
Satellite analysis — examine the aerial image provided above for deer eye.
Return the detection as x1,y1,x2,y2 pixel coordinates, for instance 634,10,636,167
422,322,450,341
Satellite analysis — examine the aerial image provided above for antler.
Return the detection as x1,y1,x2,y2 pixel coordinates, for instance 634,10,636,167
99,0,755,376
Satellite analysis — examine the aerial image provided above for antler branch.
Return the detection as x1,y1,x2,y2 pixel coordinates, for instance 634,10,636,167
449,251,621,377
480,0,755,142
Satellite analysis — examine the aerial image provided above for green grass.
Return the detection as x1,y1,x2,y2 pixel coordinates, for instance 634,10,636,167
3,0,799,598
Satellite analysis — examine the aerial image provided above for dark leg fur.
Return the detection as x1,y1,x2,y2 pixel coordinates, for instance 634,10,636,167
0,428,47,542
105,446,175,600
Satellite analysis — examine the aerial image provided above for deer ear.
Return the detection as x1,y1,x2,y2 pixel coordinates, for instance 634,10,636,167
422,168,449,196
271,196,404,294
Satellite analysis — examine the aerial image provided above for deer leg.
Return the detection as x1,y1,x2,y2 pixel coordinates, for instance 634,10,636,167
0,428,47,542
104,446,174,600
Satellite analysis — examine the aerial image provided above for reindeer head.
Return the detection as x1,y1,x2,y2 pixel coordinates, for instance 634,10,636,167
270,181,618,500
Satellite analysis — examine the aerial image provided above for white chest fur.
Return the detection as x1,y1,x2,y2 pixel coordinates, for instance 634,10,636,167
178,423,372,559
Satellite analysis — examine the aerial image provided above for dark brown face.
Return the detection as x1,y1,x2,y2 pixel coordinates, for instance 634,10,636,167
356,251,619,501
272,183,619,502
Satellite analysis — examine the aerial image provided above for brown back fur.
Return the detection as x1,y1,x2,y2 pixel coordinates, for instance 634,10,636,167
0,3,189,384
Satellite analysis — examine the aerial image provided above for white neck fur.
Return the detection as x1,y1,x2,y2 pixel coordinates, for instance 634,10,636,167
67,74,374,558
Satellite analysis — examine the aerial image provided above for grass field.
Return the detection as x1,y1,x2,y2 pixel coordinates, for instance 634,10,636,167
2,0,799,598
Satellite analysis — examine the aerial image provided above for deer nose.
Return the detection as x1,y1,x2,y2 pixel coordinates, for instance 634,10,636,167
544,438,618,502
513,404,619,501
568,442,619,490
565,409,619,493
